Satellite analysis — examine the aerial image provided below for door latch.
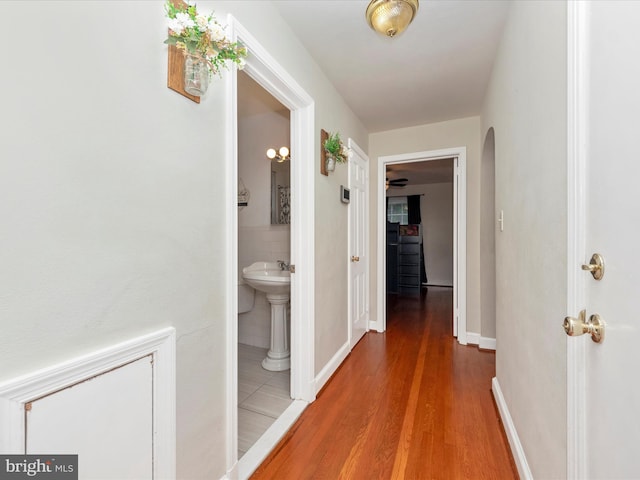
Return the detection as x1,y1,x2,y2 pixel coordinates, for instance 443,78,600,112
581,253,605,280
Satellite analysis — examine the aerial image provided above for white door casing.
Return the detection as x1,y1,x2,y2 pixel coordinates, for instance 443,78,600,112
224,15,316,476
348,139,370,349
376,148,466,343
567,2,640,478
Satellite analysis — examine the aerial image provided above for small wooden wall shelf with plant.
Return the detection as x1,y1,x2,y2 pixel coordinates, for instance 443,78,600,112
165,0,247,102
321,129,350,175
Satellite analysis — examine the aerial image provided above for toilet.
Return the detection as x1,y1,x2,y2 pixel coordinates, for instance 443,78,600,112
238,281,255,314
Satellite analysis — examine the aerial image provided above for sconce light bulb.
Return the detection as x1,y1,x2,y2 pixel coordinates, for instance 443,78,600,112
279,146,290,158
266,148,276,159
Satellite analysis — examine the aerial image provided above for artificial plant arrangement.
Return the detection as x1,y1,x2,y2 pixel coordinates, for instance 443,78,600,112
164,0,247,76
323,132,350,164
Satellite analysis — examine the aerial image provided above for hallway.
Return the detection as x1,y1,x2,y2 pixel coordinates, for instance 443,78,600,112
251,287,517,479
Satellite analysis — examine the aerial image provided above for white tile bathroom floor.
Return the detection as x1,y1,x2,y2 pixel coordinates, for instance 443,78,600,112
238,343,292,458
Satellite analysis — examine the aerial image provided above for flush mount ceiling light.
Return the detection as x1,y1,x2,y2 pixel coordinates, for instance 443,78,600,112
366,0,419,38
266,146,290,163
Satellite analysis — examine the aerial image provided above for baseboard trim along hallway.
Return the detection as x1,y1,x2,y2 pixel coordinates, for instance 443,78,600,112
492,376,532,480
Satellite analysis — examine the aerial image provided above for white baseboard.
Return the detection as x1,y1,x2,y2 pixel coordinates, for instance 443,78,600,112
467,332,480,345
314,341,350,395
368,319,384,333
479,336,496,350
491,377,533,480
466,332,496,351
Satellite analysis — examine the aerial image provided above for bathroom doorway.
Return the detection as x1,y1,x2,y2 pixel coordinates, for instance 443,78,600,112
225,18,315,477
236,71,293,458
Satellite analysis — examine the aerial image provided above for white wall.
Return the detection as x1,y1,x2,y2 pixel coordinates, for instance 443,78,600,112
238,110,289,227
481,2,567,477
387,182,454,286
370,117,481,333
422,183,454,286
1,1,367,478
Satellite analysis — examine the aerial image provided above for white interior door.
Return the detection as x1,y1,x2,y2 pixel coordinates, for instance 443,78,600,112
349,140,369,348
568,2,640,477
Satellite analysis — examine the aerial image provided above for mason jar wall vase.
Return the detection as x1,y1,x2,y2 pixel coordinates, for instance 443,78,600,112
184,54,210,96
326,155,336,172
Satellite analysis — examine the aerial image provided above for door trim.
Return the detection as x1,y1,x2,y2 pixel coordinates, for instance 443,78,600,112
566,1,587,478
225,15,316,475
348,138,370,349
375,147,467,343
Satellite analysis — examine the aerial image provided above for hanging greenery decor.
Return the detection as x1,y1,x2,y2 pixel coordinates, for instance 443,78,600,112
164,0,247,76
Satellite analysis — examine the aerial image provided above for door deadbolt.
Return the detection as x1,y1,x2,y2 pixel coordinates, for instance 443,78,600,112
582,253,605,280
563,310,605,343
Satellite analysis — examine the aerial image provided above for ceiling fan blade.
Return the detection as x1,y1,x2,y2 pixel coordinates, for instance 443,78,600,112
388,178,409,185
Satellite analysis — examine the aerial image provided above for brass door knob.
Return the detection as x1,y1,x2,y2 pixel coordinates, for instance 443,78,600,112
563,310,605,343
351,256,360,262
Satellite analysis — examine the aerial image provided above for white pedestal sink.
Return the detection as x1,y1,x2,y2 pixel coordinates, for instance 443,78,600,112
242,262,291,371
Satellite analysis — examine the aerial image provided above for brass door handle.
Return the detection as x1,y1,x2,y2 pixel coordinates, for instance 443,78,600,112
563,310,605,343
581,253,605,280
351,256,360,262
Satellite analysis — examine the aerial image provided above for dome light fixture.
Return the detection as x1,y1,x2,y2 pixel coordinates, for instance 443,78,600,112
266,146,290,163
366,0,419,38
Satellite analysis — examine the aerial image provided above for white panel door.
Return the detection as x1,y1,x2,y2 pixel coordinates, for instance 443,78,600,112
26,356,153,480
569,2,640,477
349,140,369,348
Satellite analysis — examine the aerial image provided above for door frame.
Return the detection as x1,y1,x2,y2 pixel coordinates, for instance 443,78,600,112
224,15,316,474
375,147,467,343
566,1,587,477
348,138,370,348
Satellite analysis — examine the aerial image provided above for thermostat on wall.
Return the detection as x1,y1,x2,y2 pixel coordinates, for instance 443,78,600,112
341,186,350,204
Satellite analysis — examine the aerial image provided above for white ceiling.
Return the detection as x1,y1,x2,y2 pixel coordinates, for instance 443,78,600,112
271,0,510,133
239,1,508,187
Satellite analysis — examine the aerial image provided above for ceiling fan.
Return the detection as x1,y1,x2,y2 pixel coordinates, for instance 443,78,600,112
386,177,409,189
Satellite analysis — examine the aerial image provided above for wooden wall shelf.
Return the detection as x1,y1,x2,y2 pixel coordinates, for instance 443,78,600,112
320,129,329,176
166,0,200,104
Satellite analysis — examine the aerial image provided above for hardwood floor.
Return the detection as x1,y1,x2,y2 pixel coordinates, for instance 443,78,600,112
251,287,518,479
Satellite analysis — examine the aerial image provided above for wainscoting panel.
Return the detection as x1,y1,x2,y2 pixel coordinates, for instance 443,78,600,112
26,356,153,479
0,328,175,479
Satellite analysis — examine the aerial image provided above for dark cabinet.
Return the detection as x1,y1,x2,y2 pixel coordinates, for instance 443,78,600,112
386,222,399,293
398,234,421,293
386,223,422,294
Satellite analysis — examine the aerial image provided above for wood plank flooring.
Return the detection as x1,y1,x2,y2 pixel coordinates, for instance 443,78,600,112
251,287,518,479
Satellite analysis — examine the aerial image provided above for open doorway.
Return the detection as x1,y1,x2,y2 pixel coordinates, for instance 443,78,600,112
480,128,496,349
385,159,455,295
236,71,293,458
376,148,467,343
224,17,316,478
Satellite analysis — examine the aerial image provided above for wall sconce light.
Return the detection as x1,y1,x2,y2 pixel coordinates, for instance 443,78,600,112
366,0,419,38
266,146,290,163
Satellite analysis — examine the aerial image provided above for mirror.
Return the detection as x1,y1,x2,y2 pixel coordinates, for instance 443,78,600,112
271,160,290,224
